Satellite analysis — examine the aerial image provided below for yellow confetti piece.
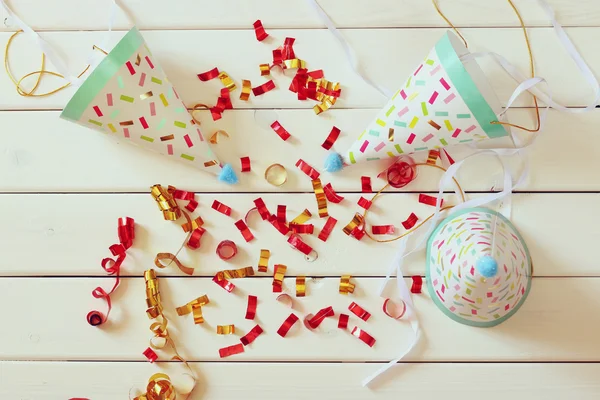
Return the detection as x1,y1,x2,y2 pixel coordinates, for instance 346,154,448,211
216,266,255,281
218,71,236,91
296,276,306,297
339,275,355,295
291,209,312,224
216,324,235,335
240,79,252,101
259,64,271,76
258,249,270,272
311,178,328,218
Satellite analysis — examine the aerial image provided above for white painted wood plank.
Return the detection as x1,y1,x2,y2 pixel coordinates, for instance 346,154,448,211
2,193,598,277
3,277,599,361
1,28,597,110
1,109,597,192
4,361,600,400
1,0,598,30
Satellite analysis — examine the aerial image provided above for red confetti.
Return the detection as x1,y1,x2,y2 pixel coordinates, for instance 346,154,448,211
216,240,238,260
186,226,205,250
338,313,349,329
402,213,419,230
277,313,299,337
295,159,320,180
270,120,291,141
277,205,287,225
419,193,443,207
411,276,423,294
219,343,245,358
351,326,376,347
241,156,251,172
350,226,366,241
235,219,255,242
361,176,372,193
253,19,269,41
442,148,455,165
323,183,344,203
245,295,258,320
213,275,236,293
212,200,233,216
240,324,264,346
282,37,296,59
272,49,283,66
306,306,334,329
318,216,337,242
357,197,372,210
253,198,271,220
383,298,407,320
426,149,440,165
143,347,158,363
290,223,314,234
348,302,371,321
387,159,417,188
171,188,198,212
321,126,341,150
197,67,220,81
318,85,341,98
269,214,291,235
308,69,324,79
372,225,395,235
252,80,276,96
287,234,313,256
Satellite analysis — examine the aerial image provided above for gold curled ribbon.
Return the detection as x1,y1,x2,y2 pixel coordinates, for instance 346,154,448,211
311,178,329,218
339,275,356,295
209,130,230,144
151,185,181,221
155,253,194,276
133,373,176,400
265,164,288,186
176,295,210,325
216,324,236,335
240,79,252,101
343,213,365,235
215,266,255,281
283,58,307,69
313,80,340,115
191,103,210,125
273,264,287,291
296,276,306,297
218,71,236,91
291,209,312,224
258,249,271,272
181,216,204,233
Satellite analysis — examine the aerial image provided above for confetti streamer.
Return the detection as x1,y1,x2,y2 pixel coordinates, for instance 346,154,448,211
269,214,291,235
142,347,158,363
323,183,345,203
265,163,288,186
212,200,233,216
361,176,372,193
321,126,341,150
258,249,271,272
419,193,443,207
245,295,258,320
217,325,236,335
216,240,238,260
402,213,419,230
216,266,255,281
213,275,236,293
312,178,329,218
253,19,269,41
290,223,314,234
343,213,364,236
411,276,423,293
240,79,252,100
296,276,306,297
252,80,276,96
296,159,320,180
318,216,337,242
240,156,251,172
272,264,287,292
197,67,220,81
154,252,195,275
306,306,334,329
253,198,271,220
277,204,287,225
235,219,255,242
291,209,312,224
270,121,291,141
277,313,299,337
219,343,245,358
351,326,376,347
338,314,349,329
348,302,371,321
288,234,314,256
357,196,372,210
218,71,236,91
240,324,264,346
383,298,407,319
339,275,355,295
372,225,395,235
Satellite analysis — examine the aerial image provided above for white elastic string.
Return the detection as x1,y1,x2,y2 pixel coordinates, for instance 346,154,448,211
304,0,393,99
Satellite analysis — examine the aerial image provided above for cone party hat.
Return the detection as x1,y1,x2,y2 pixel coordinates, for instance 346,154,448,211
61,28,237,184
325,32,508,172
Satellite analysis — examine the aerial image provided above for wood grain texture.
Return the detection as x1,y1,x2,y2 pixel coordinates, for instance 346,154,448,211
1,109,599,193
3,277,599,361
4,361,600,400
1,0,599,30
1,28,598,110
2,193,599,277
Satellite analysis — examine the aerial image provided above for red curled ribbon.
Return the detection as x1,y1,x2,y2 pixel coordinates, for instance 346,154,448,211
245,295,258,320
323,183,344,203
402,213,419,230
186,226,205,250
253,19,269,41
270,120,291,141
253,198,271,220
213,275,236,293
171,189,198,212
411,276,423,294
252,80,276,96
219,343,245,358
277,205,287,225
295,159,320,180
419,193,443,207
350,226,366,241
87,217,135,326
212,200,233,216
288,234,313,255
277,313,299,337
234,219,255,242
357,197,372,210
240,324,264,346
351,327,376,347
318,216,337,242
290,223,314,234
269,214,291,235
348,302,371,321
371,225,395,235
361,176,372,193
216,240,238,260
306,306,334,329
241,156,251,172
197,67,220,81
383,298,407,319
321,126,341,150
338,313,349,329
387,159,417,188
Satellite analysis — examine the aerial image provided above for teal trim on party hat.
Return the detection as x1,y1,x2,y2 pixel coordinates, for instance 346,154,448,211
425,207,532,328
61,27,144,122
435,33,508,139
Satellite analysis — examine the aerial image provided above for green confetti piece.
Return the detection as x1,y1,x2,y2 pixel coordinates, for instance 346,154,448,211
406,76,412,88
157,118,167,130
140,135,155,142
376,118,386,127
416,80,426,86
366,157,380,161
174,121,186,128
394,144,403,154
421,102,428,116
439,138,448,145
435,111,449,116
368,130,380,137
394,121,407,127
409,116,419,128
181,153,195,161
425,59,435,65
88,119,102,126
151,77,163,84
120,95,134,103
174,107,186,113
414,146,428,151
385,105,396,117
349,152,356,164
110,109,121,119
457,113,471,119
117,76,124,89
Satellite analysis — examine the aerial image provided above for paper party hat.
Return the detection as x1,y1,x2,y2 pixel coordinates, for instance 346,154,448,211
325,32,508,172
61,28,237,184
426,207,532,327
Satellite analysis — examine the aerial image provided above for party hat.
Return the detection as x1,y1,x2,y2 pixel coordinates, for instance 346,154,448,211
325,32,508,172
61,28,237,184
426,207,532,327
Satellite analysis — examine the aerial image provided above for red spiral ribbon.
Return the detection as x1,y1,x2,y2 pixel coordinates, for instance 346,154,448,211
411,276,423,294
216,240,238,260
402,213,419,230
212,200,233,216
305,306,334,329
240,156,251,172
387,158,417,188
323,183,344,203
318,216,337,242
321,126,341,150
235,219,255,242
351,327,376,347
253,198,271,220
287,234,313,255
348,301,371,322
357,197,372,210
240,324,264,346
270,120,291,141
296,159,320,180
245,295,258,320
253,19,269,41
197,67,220,81
277,313,299,337
253,80,276,96
338,313,349,329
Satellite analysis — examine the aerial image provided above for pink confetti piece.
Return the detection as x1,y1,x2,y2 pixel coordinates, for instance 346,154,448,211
183,134,193,147
139,72,146,87
400,90,407,100
444,93,456,104
167,144,173,155
422,133,434,142
139,117,149,129
440,78,450,90
123,128,130,138
465,125,477,133
197,128,204,141
149,102,156,116
414,64,423,76
106,93,113,106
374,142,386,152
430,65,441,76
407,133,416,144
93,106,103,117
397,106,409,117
359,140,369,153
145,56,154,69
125,61,135,75
428,91,439,104
452,128,462,138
